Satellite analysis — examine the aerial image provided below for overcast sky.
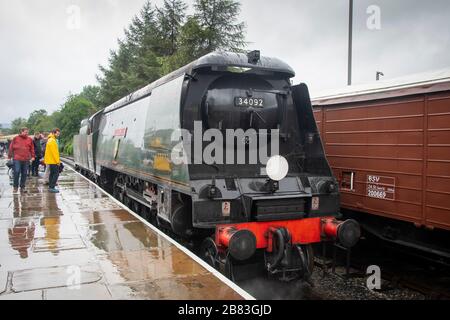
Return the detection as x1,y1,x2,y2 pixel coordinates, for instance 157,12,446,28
1,0,449,123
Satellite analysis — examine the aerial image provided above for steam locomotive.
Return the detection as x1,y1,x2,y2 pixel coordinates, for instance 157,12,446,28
73,51,360,281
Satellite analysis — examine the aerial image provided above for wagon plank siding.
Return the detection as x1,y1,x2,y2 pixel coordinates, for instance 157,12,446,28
312,74,450,232
323,97,425,225
426,93,450,229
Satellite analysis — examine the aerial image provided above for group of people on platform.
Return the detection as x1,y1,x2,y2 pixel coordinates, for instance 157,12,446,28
7,127,62,194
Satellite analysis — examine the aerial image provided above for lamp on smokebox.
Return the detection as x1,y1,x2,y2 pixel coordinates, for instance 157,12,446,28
208,177,220,199
265,155,289,193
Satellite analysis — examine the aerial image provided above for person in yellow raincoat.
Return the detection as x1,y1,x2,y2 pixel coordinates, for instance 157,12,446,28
44,129,61,193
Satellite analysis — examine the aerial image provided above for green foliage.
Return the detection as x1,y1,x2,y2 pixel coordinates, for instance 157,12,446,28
10,94,96,153
57,94,97,149
34,116,56,134
97,1,163,108
80,85,101,110
193,0,246,52
97,41,136,107
156,0,188,55
159,0,247,74
0,124,12,135
159,17,209,73
63,141,74,156
10,117,28,134
27,109,48,134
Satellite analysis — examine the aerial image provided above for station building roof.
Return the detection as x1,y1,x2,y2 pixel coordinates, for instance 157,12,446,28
0,134,21,142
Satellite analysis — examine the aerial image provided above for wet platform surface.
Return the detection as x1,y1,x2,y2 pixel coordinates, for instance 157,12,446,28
0,160,247,300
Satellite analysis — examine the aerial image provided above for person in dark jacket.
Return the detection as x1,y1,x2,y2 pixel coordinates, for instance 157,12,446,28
6,139,11,154
41,132,50,183
8,128,35,194
31,132,43,177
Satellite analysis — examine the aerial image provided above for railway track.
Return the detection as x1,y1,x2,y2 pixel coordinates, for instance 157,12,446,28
346,235,450,300
61,156,448,300
61,155,75,166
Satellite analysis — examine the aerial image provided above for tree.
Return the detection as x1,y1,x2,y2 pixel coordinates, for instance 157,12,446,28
35,114,57,134
193,0,246,52
97,1,162,108
159,17,209,73
97,41,136,108
160,0,246,73
80,85,101,110
0,125,12,135
156,0,188,55
27,109,48,133
57,94,97,149
10,118,28,134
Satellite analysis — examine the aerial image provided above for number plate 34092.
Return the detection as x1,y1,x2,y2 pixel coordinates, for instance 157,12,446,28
235,97,264,107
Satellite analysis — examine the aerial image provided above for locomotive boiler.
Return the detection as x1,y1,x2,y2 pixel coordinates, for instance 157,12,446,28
73,51,360,281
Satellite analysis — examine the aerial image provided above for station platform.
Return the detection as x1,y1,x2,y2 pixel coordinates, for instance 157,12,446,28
0,159,251,300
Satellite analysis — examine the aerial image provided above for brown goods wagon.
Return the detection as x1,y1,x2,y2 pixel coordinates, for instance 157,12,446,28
311,69,450,258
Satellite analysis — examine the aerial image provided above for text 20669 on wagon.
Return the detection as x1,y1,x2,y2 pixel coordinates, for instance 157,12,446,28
73,51,360,281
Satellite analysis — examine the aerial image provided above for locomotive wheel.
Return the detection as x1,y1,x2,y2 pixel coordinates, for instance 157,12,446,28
224,254,236,282
175,192,185,205
296,244,315,278
170,200,193,238
124,195,132,209
132,201,141,215
113,180,124,203
148,209,158,226
113,187,120,200
200,237,218,269
141,206,151,222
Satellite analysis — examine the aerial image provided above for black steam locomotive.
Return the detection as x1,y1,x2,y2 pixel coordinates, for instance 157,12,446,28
73,51,360,281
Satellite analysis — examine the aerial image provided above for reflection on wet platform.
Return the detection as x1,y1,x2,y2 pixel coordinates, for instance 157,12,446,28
0,160,246,300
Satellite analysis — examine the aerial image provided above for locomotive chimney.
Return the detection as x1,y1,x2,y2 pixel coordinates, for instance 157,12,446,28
247,50,260,64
